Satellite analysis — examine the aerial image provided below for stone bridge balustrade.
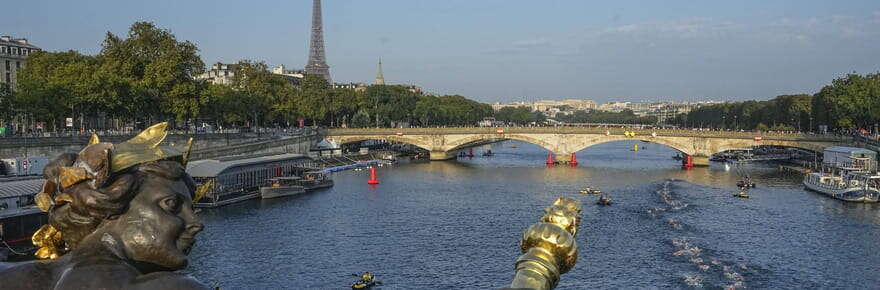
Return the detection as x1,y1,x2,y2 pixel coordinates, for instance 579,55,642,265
325,127,851,165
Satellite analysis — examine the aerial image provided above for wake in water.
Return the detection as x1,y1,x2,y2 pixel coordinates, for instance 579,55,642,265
651,180,755,289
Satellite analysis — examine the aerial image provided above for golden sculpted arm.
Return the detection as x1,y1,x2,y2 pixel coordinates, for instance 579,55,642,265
508,197,582,290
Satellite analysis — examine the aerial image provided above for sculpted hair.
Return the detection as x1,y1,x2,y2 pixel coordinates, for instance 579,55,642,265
45,158,194,249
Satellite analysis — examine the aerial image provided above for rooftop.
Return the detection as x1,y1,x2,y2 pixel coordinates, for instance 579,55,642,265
187,153,309,178
0,36,40,49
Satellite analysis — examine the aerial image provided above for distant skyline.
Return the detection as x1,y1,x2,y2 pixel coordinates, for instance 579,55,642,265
7,0,880,103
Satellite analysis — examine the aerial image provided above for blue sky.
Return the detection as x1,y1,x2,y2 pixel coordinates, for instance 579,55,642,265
7,0,880,103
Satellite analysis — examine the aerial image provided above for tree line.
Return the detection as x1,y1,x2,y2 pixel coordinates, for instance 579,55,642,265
671,72,880,132
2,22,493,132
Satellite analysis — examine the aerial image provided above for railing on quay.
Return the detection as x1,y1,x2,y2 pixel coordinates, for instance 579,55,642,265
327,127,850,142
0,128,313,149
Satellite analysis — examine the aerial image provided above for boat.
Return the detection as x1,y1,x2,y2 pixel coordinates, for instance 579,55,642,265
351,272,379,289
597,195,613,206
1,178,48,261
801,148,880,203
733,191,750,198
260,177,306,199
579,187,602,195
299,171,334,190
672,154,683,161
803,169,880,203
483,150,494,157
737,179,756,189
187,153,313,208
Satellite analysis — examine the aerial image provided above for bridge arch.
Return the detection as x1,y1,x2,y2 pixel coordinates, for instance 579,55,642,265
444,134,558,153
708,139,826,156
570,135,696,156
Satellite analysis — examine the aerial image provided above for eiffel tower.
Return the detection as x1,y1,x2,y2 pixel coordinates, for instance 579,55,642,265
305,0,332,84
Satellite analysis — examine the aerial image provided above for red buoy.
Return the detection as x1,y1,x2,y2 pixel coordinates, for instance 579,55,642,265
468,148,475,158
570,153,578,166
367,167,380,184
682,154,693,169
545,153,555,165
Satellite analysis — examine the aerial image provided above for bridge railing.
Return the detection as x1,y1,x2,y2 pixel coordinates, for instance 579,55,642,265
327,127,850,142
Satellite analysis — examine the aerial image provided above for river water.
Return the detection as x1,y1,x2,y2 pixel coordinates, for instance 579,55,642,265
187,140,880,289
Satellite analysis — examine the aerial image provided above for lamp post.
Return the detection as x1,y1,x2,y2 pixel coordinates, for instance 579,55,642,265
809,116,813,133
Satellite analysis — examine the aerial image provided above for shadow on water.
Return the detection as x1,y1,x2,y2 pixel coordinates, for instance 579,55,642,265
186,139,880,289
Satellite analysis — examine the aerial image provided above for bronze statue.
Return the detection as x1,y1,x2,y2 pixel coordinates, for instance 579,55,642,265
0,123,210,289
507,197,582,290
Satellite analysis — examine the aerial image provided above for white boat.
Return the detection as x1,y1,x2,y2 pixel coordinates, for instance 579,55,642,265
803,169,880,203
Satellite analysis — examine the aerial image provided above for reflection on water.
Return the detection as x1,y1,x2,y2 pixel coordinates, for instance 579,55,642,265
187,140,880,289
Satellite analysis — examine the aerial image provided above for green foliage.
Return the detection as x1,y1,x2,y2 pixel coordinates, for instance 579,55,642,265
99,21,205,123
350,110,371,128
677,94,813,131
494,106,546,125
811,73,880,130
0,83,12,121
15,50,103,129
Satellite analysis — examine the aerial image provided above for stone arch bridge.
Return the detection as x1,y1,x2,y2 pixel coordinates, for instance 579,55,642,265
325,127,850,166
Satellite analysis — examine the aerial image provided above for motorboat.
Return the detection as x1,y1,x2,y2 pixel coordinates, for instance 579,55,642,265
579,187,602,195
299,171,334,190
733,191,750,198
737,179,756,189
597,195,613,206
260,177,306,199
351,273,379,289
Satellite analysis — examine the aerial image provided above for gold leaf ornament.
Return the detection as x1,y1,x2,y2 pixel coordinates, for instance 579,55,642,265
88,133,100,145
110,122,189,173
194,180,213,203
32,225,64,259
35,192,54,212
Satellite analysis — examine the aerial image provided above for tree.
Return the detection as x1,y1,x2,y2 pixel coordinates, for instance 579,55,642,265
0,83,12,123
15,50,104,130
99,21,206,126
812,73,880,130
230,60,290,128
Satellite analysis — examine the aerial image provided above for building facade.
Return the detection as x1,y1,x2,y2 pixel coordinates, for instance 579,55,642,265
196,62,238,86
0,36,41,88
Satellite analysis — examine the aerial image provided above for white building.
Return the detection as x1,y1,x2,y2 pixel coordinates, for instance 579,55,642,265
0,36,40,88
196,62,238,85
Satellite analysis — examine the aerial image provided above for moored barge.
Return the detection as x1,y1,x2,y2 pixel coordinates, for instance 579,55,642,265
187,153,313,208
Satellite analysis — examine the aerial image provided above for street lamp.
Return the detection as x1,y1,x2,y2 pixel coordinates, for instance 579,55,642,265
809,115,813,133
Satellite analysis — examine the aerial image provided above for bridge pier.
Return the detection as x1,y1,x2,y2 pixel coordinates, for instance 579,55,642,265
692,156,710,167
429,150,456,161
554,152,573,164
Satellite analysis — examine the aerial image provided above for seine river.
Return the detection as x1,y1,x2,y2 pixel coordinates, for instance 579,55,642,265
187,140,880,289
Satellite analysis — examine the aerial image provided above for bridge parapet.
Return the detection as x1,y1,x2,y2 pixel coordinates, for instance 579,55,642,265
328,127,848,142
325,127,851,165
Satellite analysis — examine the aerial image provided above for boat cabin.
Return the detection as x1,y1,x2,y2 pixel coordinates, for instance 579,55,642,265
267,176,302,187
302,171,328,182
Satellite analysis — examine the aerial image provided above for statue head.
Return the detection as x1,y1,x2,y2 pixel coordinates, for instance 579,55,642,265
33,123,204,272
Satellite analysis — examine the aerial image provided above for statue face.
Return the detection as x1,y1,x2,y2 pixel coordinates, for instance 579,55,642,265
109,174,203,271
